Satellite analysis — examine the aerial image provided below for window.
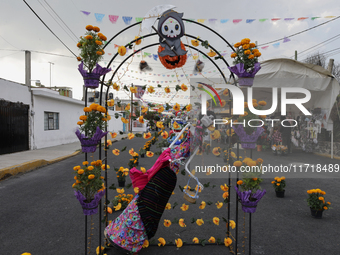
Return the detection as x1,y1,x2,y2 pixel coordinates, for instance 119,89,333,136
44,112,59,130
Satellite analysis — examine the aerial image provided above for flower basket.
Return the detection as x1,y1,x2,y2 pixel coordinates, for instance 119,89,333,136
238,77,255,87
75,126,108,153
276,190,285,198
235,186,266,213
78,62,111,89
233,125,264,149
310,208,323,219
75,189,105,216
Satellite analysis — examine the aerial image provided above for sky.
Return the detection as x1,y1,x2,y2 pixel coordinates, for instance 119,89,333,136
1,0,340,101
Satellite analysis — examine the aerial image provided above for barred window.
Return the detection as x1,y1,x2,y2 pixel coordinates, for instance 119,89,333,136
44,112,59,130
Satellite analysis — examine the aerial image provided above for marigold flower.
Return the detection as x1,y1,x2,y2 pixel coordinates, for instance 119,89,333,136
237,180,243,185
78,169,84,175
193,237,199,243
147,86,155,93
156,121,164,128
140,167,146,173
112,149,120,155
143,132,151,139
93,26,100,32
85,25,93,31
163,219,171,227
73,166,81,171
134,187,139,194
125,104,130,111
77,121,84,125
221,184,229,191
212,147,221,156
164,203,171,210
121,117,129,124
88,166,94,171
173,121,180,129
95,40,102,46
223,192,229,199
199,201,206,209
191,39,199,47
161,131,168,139
157,106,164,113
319,197,324,201
110,132,117,139
141,239,149,248
158,237,166,246
180,203,189,211
141,106,148,113
118,46,126,56
323,206,328,210
146,151,154,157
254,51,262,57
231,52,237,58
88,174,95,180
114,203,122,211
208,236,216,243
128,133,135,140
234,42,241,48
229,220,236,229
243,44,250,50
234,161,243,167
213,217,220,225
134,36,142,45
173,103,180,111
327,202,331,205
207,50,217,57
181,84,188,91
244,50,251,55
112,83,120,91
89,103,98,111
179,218,186,227
175,238,183,248
196,218,204,226
216,201,223,209
164,86,171,93
224,237,232,247
186,104,192,111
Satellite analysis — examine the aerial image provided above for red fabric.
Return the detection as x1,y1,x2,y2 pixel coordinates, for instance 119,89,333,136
129,148,171,191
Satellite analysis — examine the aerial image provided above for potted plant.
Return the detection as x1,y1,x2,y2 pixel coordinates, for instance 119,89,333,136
128,152,139,169
233,158,266,213
228,38,262,87
114,166,129,187
77,25,111,88
108,188,134,212
75,103,109,153
72,160,106,215
307,189,331,218
272,176,286,198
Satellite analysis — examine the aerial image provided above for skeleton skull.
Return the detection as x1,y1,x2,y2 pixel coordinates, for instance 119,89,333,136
161,18,181,38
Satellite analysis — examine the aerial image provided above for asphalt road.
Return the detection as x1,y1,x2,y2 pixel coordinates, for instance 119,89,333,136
1,135,340,255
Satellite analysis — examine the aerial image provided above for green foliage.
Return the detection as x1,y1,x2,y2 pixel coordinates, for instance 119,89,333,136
201,40,209,49
79,110,107,138
272,177,286,192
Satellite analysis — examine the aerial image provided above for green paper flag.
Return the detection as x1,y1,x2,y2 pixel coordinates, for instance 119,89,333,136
259,19,268,22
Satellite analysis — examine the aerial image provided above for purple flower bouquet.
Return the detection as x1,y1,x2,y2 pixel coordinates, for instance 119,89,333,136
78,62,111,89
75,126,108,153
75,189,105,216
235,186,266,213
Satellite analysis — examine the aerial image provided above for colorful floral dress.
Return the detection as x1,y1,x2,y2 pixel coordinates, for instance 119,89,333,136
105,195,147,253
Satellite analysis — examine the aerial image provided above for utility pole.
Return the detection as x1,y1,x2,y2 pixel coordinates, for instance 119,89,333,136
48,62,54,88
25,51,31,90
130,84,133,133
295,50,297,61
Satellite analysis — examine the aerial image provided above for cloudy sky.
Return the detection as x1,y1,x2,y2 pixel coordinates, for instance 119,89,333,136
1,0,340,101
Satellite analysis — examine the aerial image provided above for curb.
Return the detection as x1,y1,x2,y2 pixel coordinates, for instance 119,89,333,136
313,152,340,160
0,151,81,181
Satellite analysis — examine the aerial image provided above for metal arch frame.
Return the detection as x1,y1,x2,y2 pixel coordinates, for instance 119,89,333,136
87,17,251,255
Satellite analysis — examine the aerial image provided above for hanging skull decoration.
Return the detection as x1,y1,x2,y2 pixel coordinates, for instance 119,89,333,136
157,10,187,69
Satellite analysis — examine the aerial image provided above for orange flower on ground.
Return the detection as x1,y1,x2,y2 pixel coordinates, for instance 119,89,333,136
161,131,168,139
142,240,149,248
163,219,171,227
179,218,186,227
107,207,112,214
220,184,229,192
199,201,206,209
224,237,232,247
213,217,220,225
216,201,223,209
156,121,164,129
175,238,183,248
212,147,221,156
112,149,120,155
181,84,188,91
118,46,126,56
165,203,171,210
129,148,135,156
114,203,122,211
128,133,135,140
146,151,154,157
210,130,221,140
110,132,117,139
193,237,199,244
180,203,189,211
158,237,166,246
196,218,204,226
229,220,236,229
237,180,243,185
208,236,216,243
143,132,151,139
223,192,229,199
173,103,181,111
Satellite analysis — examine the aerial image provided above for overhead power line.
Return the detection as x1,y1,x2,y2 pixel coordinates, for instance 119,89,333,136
23,0,77,58
258,16,340,46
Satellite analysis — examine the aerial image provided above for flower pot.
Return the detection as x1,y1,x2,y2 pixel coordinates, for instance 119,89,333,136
74,190,105,216
83,72,101,89
310,208,323,219
275,190,285,198
118,181,125,187
257,145,262,152
141,154,145,158
238,77,254,87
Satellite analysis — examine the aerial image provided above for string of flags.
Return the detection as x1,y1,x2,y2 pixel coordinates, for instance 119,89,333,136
80,10,336,26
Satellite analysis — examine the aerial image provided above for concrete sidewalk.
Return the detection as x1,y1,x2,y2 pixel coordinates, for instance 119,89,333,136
0,133,129,180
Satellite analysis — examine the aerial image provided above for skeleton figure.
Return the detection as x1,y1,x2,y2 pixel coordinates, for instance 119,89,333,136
158,10,187,57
